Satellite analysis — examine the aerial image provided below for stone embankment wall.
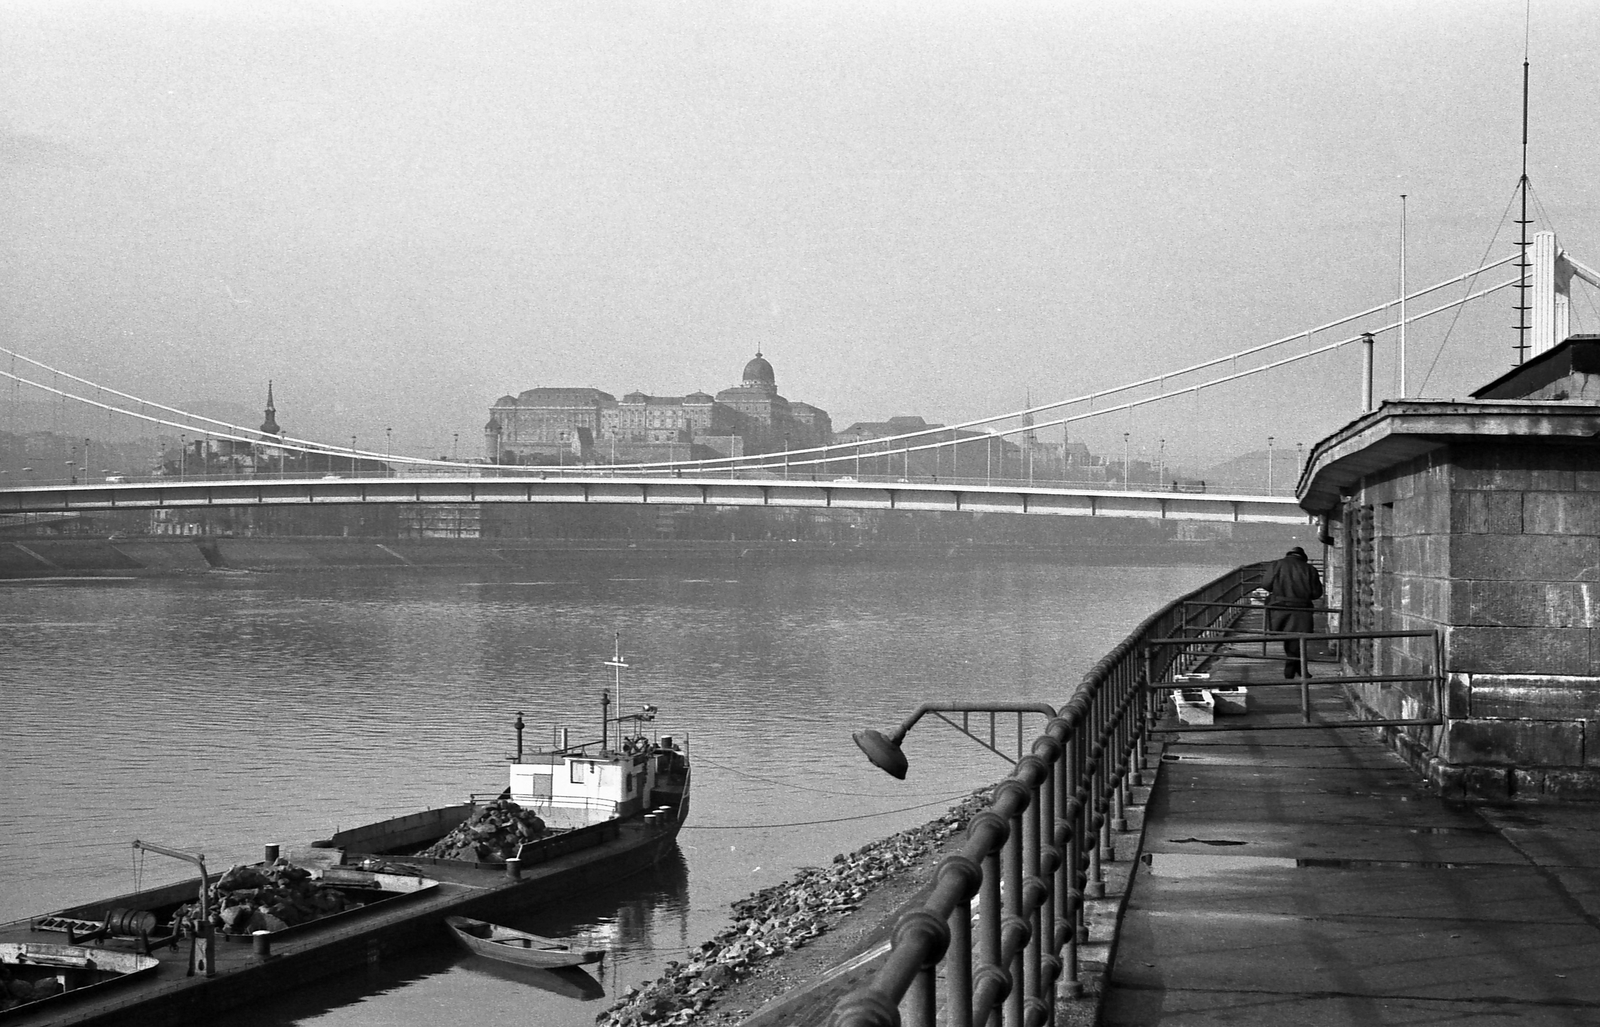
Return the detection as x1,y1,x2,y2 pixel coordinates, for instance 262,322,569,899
597,792,989,1027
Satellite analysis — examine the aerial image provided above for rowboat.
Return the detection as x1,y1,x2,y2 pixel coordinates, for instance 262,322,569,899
444,916,604,968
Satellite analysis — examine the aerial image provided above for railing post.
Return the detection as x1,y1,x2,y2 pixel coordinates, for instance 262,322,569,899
1005,798,1024,1027
977,814,1005,1026
1086,777,1104,897
942,856,982,1027
895,910,950,1027
1300,630,1312,721
1134,648,1153,787
1062,734,1084,995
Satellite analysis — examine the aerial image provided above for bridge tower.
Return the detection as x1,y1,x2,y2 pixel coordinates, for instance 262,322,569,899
1528,231,1600,358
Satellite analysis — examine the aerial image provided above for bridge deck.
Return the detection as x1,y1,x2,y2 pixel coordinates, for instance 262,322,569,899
0,475,1307,524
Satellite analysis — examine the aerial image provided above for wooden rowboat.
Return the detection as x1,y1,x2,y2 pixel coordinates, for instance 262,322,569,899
444,916,604,969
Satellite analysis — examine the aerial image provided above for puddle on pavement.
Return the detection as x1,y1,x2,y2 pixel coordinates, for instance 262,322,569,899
1143,853,1299,876
1142,852,1470,876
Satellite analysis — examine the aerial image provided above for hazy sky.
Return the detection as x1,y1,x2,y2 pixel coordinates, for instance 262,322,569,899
4,0,1599,470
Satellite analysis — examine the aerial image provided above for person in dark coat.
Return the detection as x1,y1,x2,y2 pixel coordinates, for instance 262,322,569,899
1262,546,1323,678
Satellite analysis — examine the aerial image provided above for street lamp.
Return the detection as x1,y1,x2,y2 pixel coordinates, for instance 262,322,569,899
1296,441,1305,474
854,701,1061,780
1122,432,1130,488
1157,438,1166,489
351,436,358,476
180,434,187,480
1267,436,1276,495
452,432,459,463
385,427,393,470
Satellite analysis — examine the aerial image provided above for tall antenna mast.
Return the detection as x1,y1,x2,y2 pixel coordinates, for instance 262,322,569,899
1399,194,1408,397
1513,10,1533,364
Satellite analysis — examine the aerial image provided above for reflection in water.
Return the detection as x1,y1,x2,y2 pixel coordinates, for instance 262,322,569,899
458,960,607,1002
0,555,1231,1026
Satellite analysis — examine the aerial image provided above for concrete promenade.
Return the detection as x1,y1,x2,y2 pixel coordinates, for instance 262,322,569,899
1103,657,1600,1026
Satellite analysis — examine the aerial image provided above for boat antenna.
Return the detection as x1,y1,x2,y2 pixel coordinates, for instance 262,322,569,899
605,631,629,746
1513,1,1533,364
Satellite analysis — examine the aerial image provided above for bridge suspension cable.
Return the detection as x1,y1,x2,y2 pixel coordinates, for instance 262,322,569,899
0,251,1532,477
546,252,1524,474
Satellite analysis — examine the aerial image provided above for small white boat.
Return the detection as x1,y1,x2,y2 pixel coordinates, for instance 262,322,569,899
444,916,604,969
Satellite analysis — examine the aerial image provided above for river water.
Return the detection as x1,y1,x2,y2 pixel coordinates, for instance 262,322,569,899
0,553,1229,1025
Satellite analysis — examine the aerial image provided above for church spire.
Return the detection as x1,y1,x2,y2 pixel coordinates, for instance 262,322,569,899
260,380,282,437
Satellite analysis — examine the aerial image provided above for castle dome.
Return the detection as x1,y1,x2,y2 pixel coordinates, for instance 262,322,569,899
741,350,775,389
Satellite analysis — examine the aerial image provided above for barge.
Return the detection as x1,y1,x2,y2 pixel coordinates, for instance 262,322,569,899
0,668,689,1026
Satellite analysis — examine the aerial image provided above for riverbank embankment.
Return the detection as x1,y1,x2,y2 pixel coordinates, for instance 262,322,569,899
0,535,1278,578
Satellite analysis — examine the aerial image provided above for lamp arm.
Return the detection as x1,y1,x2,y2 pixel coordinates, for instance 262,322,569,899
883,701,1059,745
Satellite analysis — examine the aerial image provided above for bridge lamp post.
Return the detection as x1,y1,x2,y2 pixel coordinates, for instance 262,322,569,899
1267,436,1276,495
784,434,790,480
1157,438,1166,488
854,701,1061,780
350,436,357,476
385,427,392,471
452,432,459,463
1122,432,1130,488
1296,441,1305,474
179,434,187,480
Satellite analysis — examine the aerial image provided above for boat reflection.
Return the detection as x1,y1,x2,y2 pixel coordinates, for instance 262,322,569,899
454,958,606,1001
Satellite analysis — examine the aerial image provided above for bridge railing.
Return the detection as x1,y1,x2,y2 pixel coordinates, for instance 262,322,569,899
829,561,1267,1027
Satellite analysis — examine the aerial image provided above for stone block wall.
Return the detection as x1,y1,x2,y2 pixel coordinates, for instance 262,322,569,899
1345,441,1600,800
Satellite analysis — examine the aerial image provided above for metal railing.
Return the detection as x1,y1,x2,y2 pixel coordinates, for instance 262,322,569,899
1143,626,1444,730
829,562,1265,1027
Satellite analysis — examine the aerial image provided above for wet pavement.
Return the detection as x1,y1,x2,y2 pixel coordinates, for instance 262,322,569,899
1102,657,1600,1026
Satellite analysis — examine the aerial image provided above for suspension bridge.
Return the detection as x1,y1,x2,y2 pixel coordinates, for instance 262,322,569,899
2,232,1595,528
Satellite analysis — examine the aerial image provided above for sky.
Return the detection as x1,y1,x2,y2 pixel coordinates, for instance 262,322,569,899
3,0,1600,472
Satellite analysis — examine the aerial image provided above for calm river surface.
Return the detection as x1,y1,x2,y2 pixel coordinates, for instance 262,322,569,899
1,553,1229,1026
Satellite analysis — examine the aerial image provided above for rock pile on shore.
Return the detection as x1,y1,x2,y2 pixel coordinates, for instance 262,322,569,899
417,797,547,862
596,790,990,1027
179,859,353,935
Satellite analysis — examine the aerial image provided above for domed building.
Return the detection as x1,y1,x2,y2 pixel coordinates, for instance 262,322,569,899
483,351,830,466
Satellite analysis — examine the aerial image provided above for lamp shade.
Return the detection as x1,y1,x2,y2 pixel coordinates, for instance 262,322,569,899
853,728,909,780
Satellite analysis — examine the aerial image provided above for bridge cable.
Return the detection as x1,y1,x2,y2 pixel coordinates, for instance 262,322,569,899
0,254,1520,473
0,255,1528,476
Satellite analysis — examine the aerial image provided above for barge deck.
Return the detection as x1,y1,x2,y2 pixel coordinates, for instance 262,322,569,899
0,815,678,1026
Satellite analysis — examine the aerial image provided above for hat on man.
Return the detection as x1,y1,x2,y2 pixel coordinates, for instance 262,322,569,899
1287,546,1307,558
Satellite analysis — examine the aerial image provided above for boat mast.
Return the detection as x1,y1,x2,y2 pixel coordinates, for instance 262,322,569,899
605,632,629,746
1513,16,1532,364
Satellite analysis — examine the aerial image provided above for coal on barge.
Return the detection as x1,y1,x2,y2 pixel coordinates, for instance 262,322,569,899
0,683,689,1026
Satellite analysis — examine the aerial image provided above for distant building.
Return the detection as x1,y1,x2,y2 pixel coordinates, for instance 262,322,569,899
484,351,830,465
834,416,1012,480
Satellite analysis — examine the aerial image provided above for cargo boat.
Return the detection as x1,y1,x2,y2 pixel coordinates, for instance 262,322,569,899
0,648,689,1026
